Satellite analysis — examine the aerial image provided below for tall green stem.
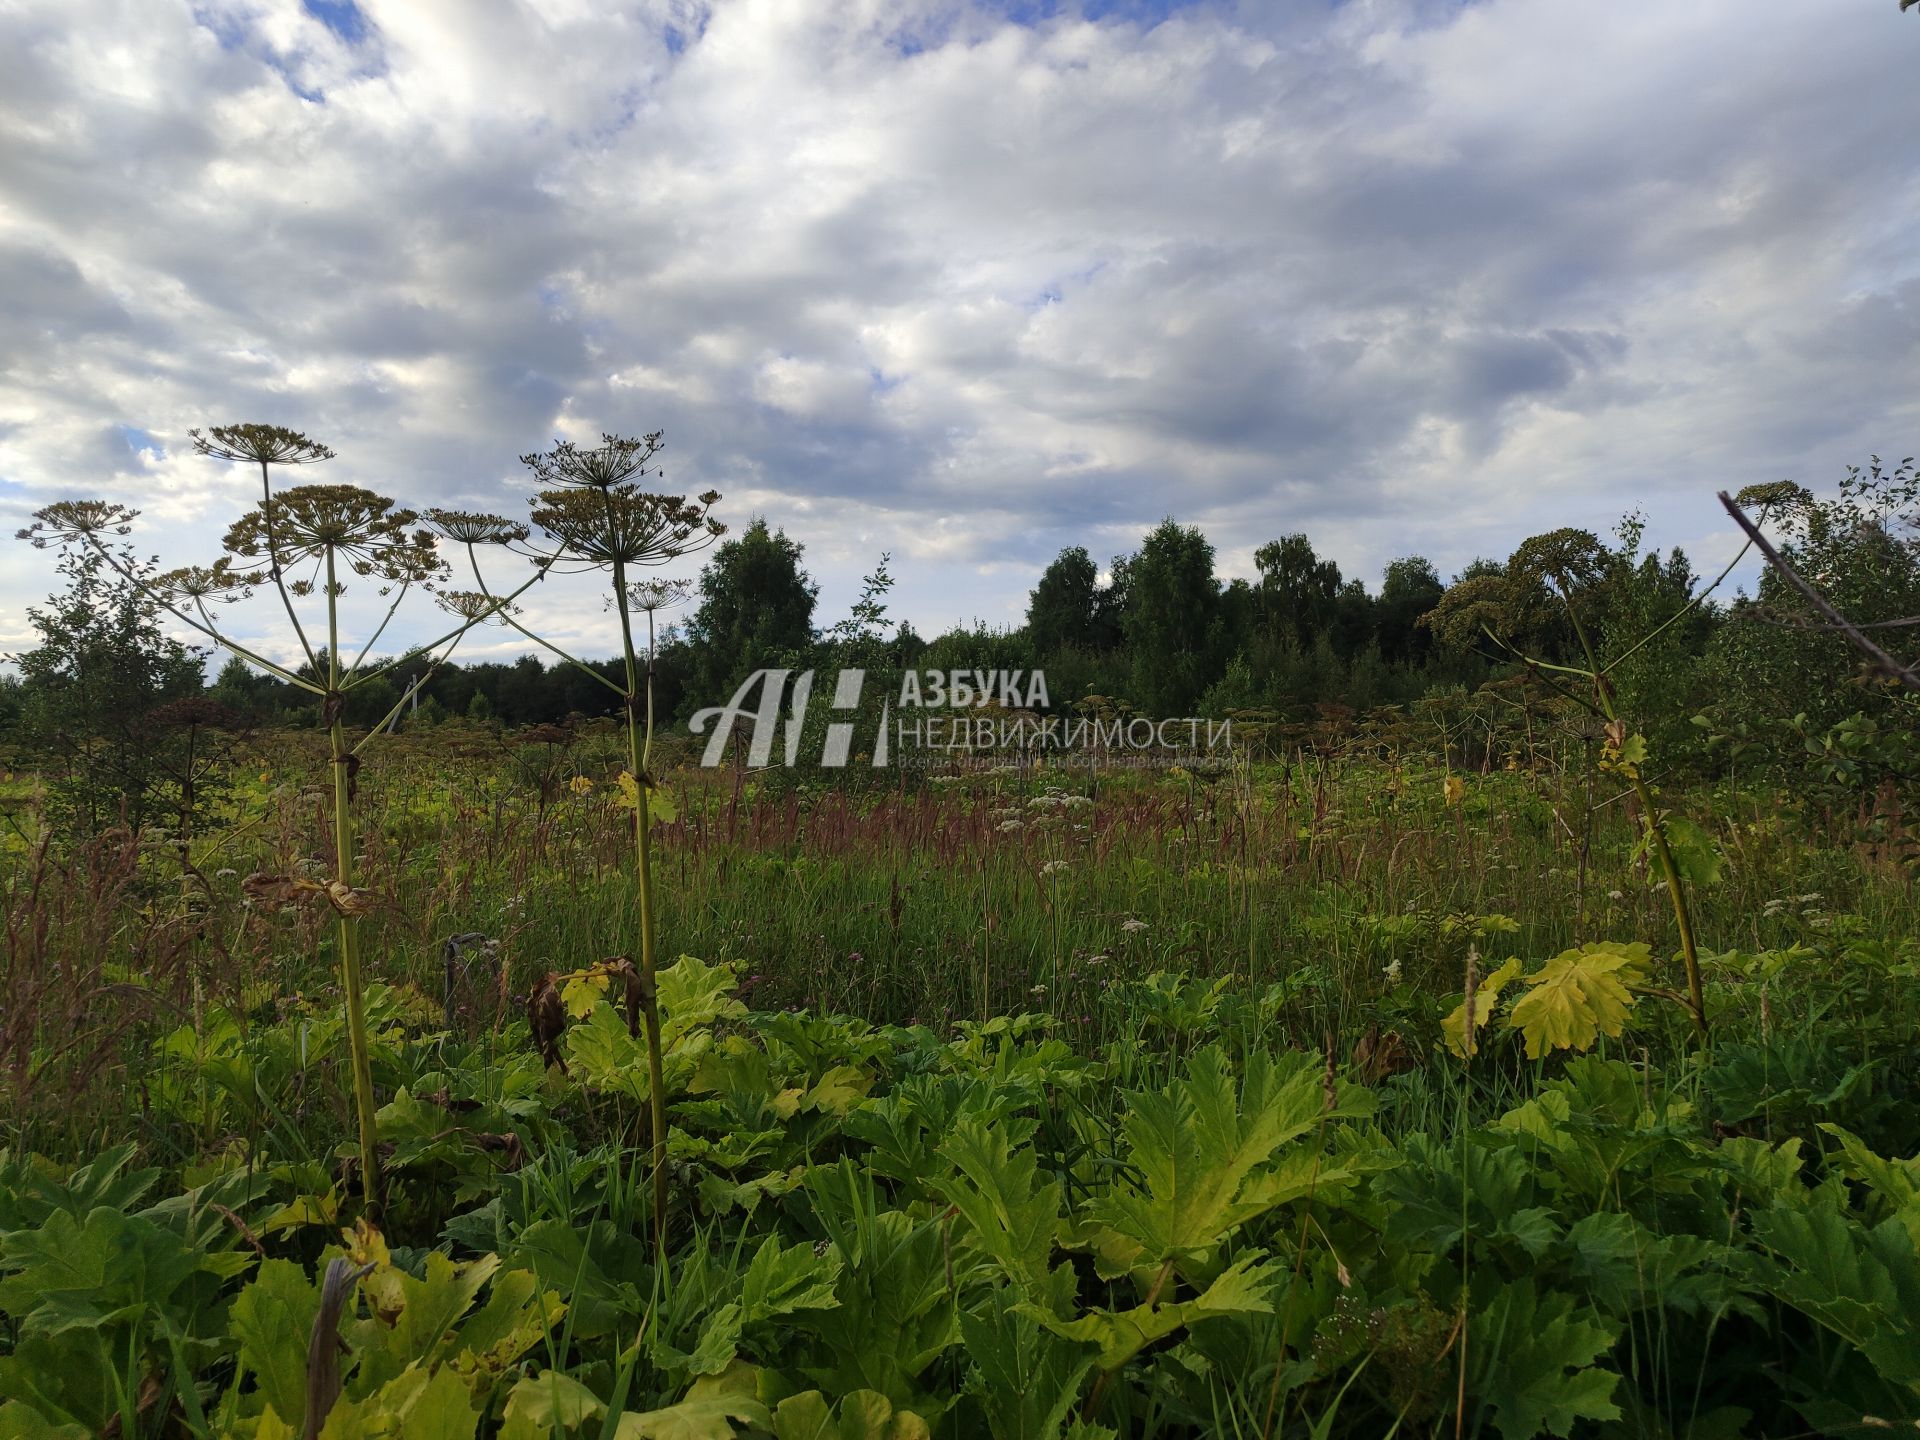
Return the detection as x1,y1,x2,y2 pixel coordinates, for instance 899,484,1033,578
1563,600,1708,1039
612,553,670,1253
327,544,381,1210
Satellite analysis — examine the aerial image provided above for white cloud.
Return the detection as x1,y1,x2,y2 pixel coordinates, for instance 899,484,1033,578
1,0,1916,661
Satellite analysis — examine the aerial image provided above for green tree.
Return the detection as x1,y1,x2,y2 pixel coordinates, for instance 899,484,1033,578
685,518,818,707
10,528,205,836
1377,556,1445,663
1026,546,1102,655
1254,533,1342,649
827,552,898,665
1706,459,1920,730
1123,520,1221,716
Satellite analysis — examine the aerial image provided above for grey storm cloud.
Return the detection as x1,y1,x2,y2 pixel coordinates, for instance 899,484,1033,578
1,0,1916,662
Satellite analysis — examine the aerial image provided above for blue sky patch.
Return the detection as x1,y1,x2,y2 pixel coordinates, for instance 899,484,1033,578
117,425,163,459
302,0,369,46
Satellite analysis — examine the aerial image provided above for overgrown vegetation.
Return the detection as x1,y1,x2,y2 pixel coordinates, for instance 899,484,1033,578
1,432,1916,1438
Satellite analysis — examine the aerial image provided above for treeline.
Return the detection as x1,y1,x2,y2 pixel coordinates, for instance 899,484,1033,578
120,460,1920,749
7,458,1917,799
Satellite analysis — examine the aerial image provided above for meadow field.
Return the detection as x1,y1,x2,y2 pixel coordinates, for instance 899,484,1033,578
3,686,1917,1439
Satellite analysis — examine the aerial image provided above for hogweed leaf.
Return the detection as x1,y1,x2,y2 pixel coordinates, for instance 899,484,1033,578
501,1370,604,1440
1507,943,1651,1059
1026,1253,1276,1372
613,1361,772,1439
228,1258,320,1427
933,1116,1063,1295
1089,1048,1372,1269
1467,1279,1620,1439
771,1389,931,1440
1661,816,1725,889
1442,957,1524,1058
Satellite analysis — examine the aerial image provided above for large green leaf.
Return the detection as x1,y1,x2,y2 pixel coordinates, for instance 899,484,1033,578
613,1363,772,1439
229,1258,321,1428
1027,1254,1276,1372
933,1117,1062,1295
1088,1048,1371,1271
1466,1279,1620,1439
958,1285,1098,1440
1506,943,1649,1059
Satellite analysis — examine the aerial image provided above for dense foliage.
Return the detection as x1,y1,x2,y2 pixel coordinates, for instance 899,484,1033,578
2,441,1917,1438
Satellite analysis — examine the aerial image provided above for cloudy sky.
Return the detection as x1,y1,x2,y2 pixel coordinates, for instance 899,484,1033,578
2,0,1916,671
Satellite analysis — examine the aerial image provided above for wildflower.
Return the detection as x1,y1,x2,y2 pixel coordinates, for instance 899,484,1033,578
153,558,261,605
16,499,137,547
521,431,664,491
222,485,445,591
1039,859,1070,877
998,819,1023,833
568,775,595,795
1383,958,1403,984
1121,917,1149,935
1607,889,1625,902
438,590,510,621
189,423,335,467
425,509,529,547
623,578,692,613
528,486,723,571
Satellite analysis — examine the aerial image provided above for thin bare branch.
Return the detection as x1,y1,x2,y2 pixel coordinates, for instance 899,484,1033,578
1717,490,1920,694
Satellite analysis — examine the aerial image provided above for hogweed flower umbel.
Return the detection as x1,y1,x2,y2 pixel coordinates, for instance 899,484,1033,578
530,486,724,571
223,485,444,594
17,419,545,1214
190,423,336,467
16,500,137,547
425,509,531,548
519,430,664,491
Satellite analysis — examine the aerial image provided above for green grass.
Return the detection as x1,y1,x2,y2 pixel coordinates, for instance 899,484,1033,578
0,718,1917,1437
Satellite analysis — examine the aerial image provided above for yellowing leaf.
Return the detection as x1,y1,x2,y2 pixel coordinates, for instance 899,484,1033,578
324,880,375,916
615,771,641,810
1507,943,1649,1059
772,1390,930,1440
647,784,679,825
1441,958,1523,1058
502,1371,605,1440
1442,775,1465,806
802,1065,874,1117
614,1363,772,1439
562,970,612,1020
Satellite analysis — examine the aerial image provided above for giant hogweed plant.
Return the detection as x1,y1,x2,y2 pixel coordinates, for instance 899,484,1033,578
430,430,724,1252
17,424,537,1211
1465,485,1803,1043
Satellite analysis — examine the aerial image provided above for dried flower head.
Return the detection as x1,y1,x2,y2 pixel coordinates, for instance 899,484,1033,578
621,578,692,613
223,484,445,588
426,508,531,547
16,500,138,548
520,432,665,491
530,486,724,570
438,589,511,621
153,558,263,604
190,424,336,467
